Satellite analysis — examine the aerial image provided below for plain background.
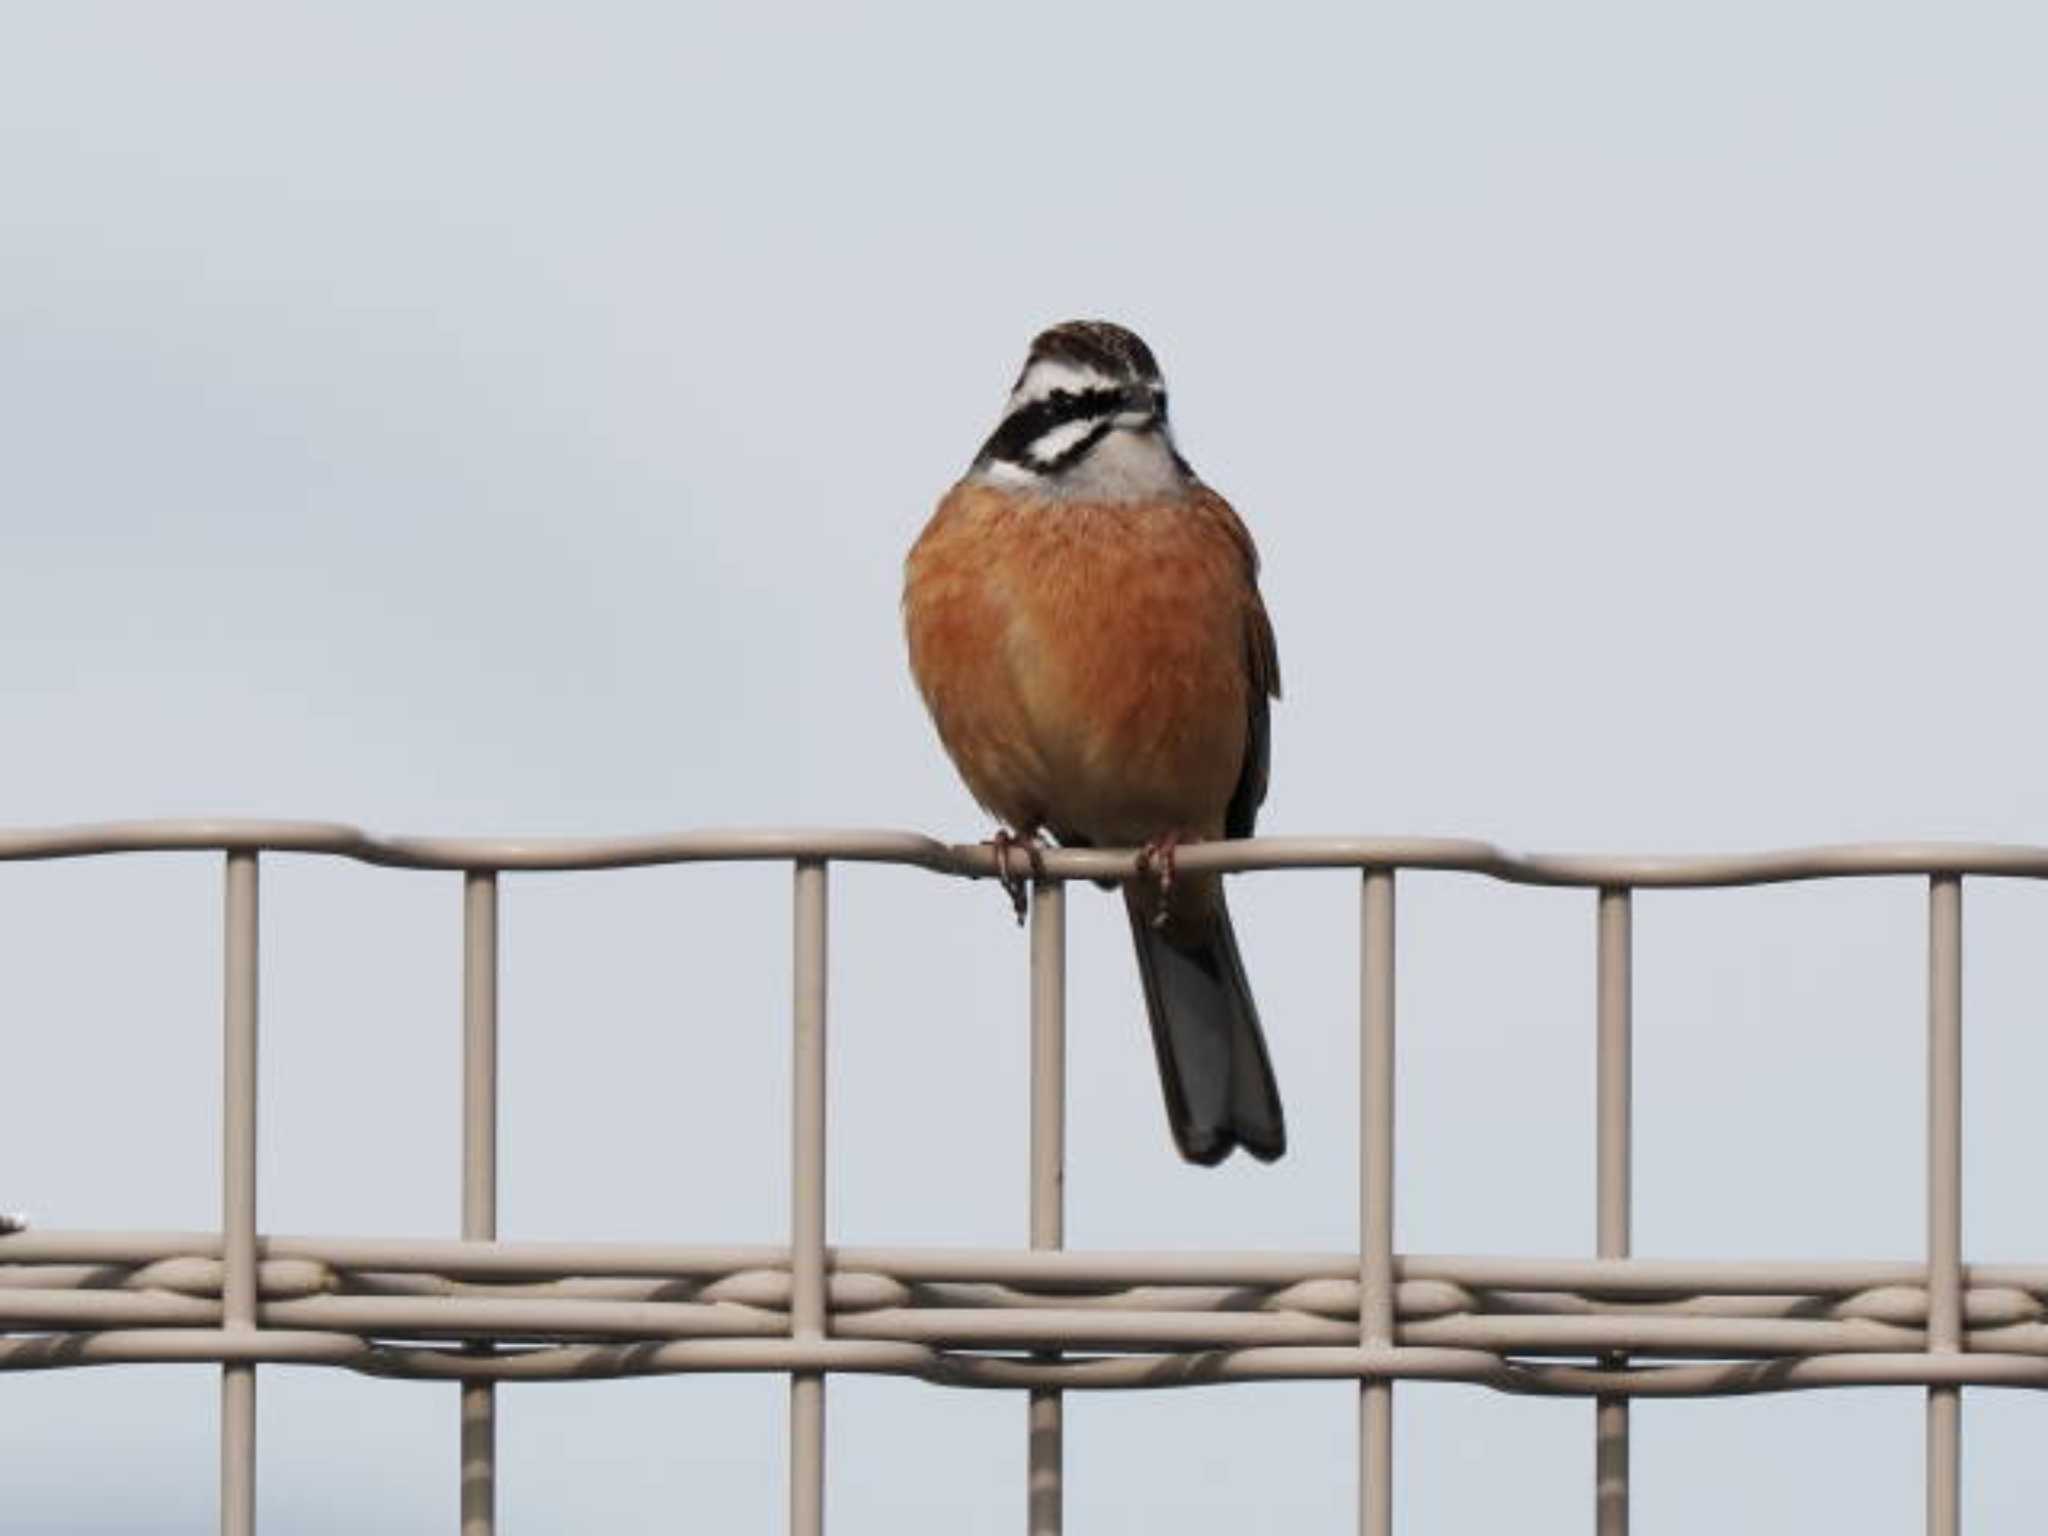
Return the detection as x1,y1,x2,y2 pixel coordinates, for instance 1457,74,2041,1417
4,2,2047,1529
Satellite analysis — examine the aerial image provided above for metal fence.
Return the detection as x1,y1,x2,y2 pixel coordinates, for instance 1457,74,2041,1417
0,820,2035,1534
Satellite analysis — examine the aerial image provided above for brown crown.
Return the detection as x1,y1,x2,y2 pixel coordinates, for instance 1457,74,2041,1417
1017,320,1163,389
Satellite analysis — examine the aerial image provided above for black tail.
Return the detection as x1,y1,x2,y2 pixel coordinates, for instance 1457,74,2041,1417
1124,886,1286,1165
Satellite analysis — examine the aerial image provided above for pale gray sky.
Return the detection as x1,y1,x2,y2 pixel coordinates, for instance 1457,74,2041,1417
4,2,2046,1530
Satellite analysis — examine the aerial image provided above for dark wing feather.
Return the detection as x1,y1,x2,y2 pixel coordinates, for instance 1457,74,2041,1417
1225,582,1281,841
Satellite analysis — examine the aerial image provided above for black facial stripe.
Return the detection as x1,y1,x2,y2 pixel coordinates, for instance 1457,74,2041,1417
973,386,1137,470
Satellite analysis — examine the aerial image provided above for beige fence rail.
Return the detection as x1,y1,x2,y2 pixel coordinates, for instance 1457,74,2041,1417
0,821,2032,1535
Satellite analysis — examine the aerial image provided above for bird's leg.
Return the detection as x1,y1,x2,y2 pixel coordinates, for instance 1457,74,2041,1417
1135,832,1182,930
987,828,1048,927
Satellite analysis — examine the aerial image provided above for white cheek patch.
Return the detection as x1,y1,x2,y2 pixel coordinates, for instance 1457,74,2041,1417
978,457,1043,486
1009,360,1115,409
1027,417,1099,465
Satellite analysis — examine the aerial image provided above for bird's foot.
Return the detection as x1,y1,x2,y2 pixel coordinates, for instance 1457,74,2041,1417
987,829,1048,927
1135,833,1183,930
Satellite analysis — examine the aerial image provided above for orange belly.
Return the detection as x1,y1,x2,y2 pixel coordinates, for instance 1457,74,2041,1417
904,481,1255,847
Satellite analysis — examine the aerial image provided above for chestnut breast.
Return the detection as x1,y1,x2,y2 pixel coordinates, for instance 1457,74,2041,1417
904,481,1257,847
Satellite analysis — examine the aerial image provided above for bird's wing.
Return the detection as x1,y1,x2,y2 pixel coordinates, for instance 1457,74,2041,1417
1196,488,1280,842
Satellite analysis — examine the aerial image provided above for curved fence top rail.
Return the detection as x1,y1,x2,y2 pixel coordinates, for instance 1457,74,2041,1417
1,818,2047,888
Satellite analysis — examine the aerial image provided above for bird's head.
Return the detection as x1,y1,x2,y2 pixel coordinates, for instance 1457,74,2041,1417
971,320,1192,497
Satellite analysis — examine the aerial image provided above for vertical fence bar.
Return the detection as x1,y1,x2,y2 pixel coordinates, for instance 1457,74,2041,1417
1927,876,1962,1536
790,861,830,1536
1027,881,1067,1536
460,873,500,1536
220,851,259,1536
1595,889,1632,1535
1360,870,1396,1536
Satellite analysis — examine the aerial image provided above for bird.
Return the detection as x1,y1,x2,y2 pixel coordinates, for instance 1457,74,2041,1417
902,320,1285,1165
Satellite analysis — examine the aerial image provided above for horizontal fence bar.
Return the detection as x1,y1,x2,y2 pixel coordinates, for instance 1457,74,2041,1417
3,1271,2038,1332
12,1233,2047,1296
10,818,2048,888
0,1289,1990,1351
10,1265,2044,1329
9,1329,2048,1396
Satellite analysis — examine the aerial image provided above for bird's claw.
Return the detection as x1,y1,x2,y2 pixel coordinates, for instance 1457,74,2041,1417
1136,833,1182,929
988,830,1047,927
